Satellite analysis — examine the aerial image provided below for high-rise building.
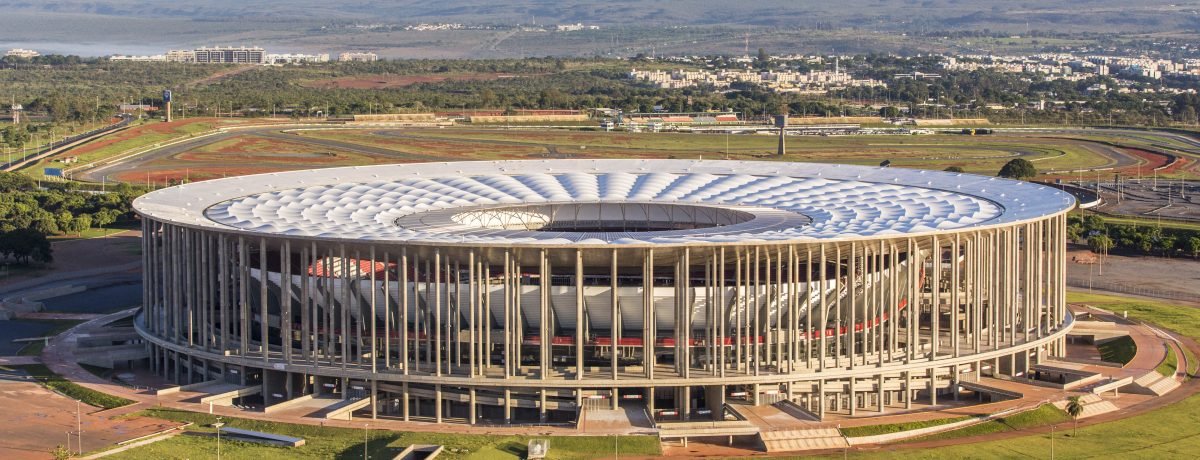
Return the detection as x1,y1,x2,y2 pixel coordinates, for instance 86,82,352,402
193,46,265,64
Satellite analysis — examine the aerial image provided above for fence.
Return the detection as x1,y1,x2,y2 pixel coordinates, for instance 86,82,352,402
1067,277,1196,301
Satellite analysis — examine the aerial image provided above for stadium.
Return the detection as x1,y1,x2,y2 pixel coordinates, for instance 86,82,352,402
133,159,1075,427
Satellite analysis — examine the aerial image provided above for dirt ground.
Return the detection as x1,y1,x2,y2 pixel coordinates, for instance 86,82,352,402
0,230,141,290
0,378,177,460
1066,245,1200,299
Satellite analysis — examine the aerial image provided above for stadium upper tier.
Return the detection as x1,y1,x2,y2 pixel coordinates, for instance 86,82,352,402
133,159,1074,246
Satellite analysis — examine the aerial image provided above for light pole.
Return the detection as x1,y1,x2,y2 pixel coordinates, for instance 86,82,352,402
214,416,224,460
1051,424,1056,460
76,399,82,456
363,423,369,460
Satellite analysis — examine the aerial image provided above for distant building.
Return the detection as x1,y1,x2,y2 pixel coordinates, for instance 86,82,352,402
338,52,379,62
893,72,941,80
110,55,167,62
267,53,330,65
4,48,40,59
193,46,266,64
555,23,599,32
119,104,158,113
166,50,195,63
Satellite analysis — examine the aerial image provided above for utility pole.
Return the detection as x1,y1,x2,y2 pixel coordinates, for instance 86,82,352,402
363,424,369,459
76,399,82,456
1051,424,1056,460
214,416,224,460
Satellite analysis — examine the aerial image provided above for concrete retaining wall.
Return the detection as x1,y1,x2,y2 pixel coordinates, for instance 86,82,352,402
0,284,87,318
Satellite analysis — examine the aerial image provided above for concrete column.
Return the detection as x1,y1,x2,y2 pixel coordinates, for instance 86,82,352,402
575,249,584,381
402,382,410,422
878,374,885,413
435,384,443,423
540,390,548,423
371,380,378,420
928,367,937,406
848,377,856,415
504,388,512,424
647,387,656,416
469,387,477,425
611,249,619,380
904,371,912,409
817,379,826,420
682,386,691,421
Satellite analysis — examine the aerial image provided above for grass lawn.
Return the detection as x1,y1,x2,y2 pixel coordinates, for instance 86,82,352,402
1097,335,1137,365
108,408,660,460
1090,214,1200,232
1157,344,1180,377
831,290,1200,458
12,363,133,410
840,416,971,438
48,227,132,241
907,404,1069,443
18,119,216,177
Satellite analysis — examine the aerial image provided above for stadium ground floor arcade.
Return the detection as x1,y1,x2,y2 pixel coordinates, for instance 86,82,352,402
141,323,1067,425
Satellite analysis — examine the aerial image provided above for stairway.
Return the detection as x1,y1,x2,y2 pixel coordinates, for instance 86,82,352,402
759,427,848,452
1146,375,1181,395
1132,371,1181,396
1053,394,1118,419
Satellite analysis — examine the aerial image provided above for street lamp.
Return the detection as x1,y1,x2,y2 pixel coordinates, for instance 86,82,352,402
363,423,369,460
76,399,82,456
1051,424,1056,460
213,417,225,460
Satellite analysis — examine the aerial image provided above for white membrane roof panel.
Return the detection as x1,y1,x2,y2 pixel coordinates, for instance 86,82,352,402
133,159,1075,246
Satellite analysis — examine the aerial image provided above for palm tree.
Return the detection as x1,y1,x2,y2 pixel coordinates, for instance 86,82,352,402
1065,395,1086,436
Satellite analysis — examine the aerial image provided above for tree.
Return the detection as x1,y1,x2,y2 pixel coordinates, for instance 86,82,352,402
1065,395,1085,436
65,213,91,236
1189,236,1200,259
1158,234,1178,257
1088,234,1113,253
1180,106,1198,125
93,208,119,233
0,171,36,191
51,444,72,460
56,210,74,233
0,228,53,264
944,166,965,173
997,158,1037,180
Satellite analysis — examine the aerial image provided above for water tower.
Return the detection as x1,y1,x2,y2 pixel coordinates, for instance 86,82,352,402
163,90,173,122
774,114,788,156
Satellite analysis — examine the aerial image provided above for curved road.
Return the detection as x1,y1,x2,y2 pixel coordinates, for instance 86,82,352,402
72,125,1200,186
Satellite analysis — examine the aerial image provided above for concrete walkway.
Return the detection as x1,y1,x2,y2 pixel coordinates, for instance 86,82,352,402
0,356,40,365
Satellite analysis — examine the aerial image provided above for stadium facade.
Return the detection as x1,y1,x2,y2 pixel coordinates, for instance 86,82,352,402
134,159,1075,425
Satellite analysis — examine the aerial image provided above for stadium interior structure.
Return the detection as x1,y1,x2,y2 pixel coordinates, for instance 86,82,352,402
134,159,1075,426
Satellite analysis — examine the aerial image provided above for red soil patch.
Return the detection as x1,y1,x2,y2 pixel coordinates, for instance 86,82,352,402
112,166,308,184
173,136,360,164
1117,147,1187,175
304,73,538,89
65,118,218,158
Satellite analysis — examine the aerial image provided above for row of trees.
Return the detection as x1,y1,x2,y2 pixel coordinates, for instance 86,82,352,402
1069,213,1200,258
5,55,1191,125
0,172,148,265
